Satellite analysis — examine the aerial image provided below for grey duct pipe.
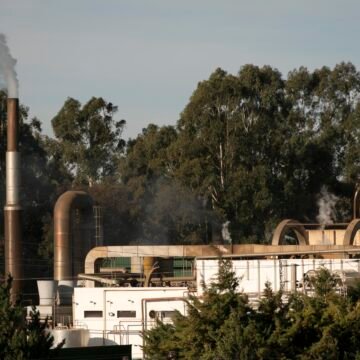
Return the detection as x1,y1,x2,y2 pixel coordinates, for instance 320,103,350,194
54,191,94,281
4,98,23,302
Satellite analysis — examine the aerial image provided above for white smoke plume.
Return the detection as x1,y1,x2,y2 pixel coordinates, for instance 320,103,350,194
221,221,232,244
316,186,338,227
0,33,18,98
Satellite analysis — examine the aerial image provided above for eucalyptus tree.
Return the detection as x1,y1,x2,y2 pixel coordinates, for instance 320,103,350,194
51,97,126,187
120,124,212,244
173,66,289,242
171,63,360,243
121,63,360,245
285,62,360,220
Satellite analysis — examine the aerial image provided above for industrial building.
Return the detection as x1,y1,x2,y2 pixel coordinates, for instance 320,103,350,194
3,97,360,359
33,255,360,359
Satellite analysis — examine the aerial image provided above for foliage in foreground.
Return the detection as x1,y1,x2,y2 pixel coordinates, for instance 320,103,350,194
0,277,58,359
143,261,360,360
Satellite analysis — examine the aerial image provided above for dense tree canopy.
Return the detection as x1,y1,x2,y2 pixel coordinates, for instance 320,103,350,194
1,61,360,282
122,62,360,244
51,97,126,186
119,124,216,244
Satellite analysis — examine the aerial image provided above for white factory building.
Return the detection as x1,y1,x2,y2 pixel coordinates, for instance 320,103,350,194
56,257,360,359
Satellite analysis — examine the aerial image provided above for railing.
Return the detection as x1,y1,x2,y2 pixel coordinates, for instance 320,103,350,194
74,321,145,346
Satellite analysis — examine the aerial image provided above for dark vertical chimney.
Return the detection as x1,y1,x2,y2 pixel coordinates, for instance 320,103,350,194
4,98,22,302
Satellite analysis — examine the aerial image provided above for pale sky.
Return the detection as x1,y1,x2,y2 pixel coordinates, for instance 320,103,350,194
1,0,360,140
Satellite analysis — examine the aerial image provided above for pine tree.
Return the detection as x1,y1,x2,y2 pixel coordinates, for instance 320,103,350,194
0,276,57,359
143,259,252,359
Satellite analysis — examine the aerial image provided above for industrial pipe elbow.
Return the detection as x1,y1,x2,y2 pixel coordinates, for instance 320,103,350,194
54,191,94,281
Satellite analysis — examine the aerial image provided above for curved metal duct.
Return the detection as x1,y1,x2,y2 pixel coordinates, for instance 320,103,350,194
343,219,360,246
143,257,156,275
54,191,94,281
272,219,308,246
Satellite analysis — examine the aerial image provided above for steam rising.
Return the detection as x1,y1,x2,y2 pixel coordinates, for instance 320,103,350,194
221,221,232,244
0,33,18,98
316,186,338,226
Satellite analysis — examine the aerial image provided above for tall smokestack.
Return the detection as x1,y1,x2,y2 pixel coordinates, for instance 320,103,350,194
4,98,22,301
0,34,21,301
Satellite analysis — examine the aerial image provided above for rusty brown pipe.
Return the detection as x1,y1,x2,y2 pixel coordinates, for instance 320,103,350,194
54,191,94,281
143,257,155,275
272,219,308,246
6,98,19,152
4,98,23,302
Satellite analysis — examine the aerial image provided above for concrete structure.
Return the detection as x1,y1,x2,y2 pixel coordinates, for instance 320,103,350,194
83,244,360,277
72,257,360,359
196,258,360,297
73,287,188,359
30,186,360,358
272,220,360,246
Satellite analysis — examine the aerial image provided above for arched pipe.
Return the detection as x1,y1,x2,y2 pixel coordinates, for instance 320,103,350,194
54,191,94,281
272,219,308,246
343,219,360,246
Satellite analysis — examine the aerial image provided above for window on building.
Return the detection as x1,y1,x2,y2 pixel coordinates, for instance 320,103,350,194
117,310,136,318
84,310,103,318
161,311,177,319
149,310,177,319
